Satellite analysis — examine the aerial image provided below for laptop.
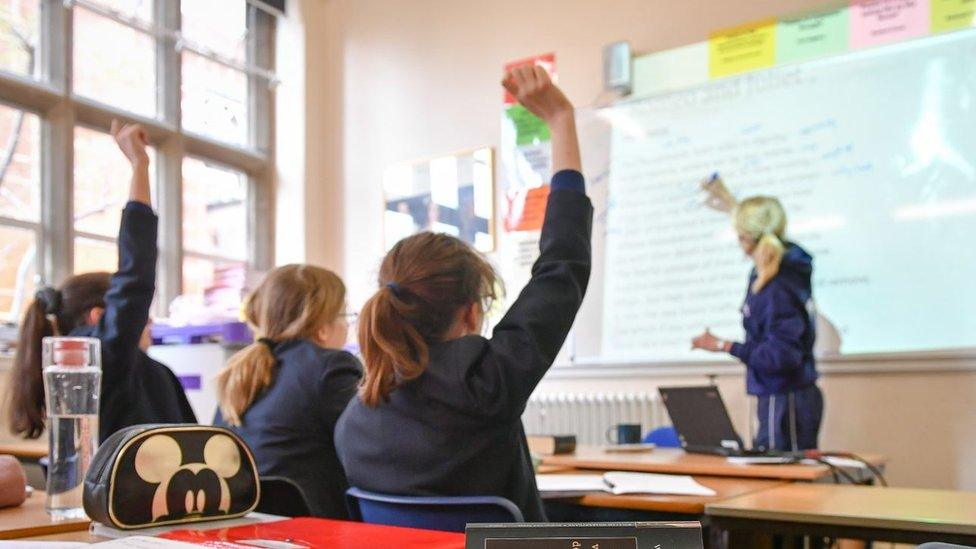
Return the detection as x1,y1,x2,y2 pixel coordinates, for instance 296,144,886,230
658,386,781,457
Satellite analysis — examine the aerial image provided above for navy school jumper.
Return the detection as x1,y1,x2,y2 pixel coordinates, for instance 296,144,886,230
335,170,593,522
214,340,363,519
71,202,196,442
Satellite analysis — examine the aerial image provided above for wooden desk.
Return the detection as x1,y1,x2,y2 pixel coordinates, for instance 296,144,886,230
707,483,976,546
552,476,792,515
0,492,90,539
0,441,47,460
21,531,106,543
542,447,886,483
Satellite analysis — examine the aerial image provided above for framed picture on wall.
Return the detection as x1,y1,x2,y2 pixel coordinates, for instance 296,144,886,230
382,147,495,253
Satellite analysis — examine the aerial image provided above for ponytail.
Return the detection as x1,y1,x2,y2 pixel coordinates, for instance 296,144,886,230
214,264,346,426
8,299,55,439
215,342,277,426
734,196,788,293
357,287,429,407
751,232,785,293
358,232,501,407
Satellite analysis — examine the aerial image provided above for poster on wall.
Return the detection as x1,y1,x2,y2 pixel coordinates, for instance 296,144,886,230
501,53,557,234
382,148,496,253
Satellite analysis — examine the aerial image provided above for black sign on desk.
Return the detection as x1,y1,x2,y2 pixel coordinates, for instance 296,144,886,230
466,521,703,549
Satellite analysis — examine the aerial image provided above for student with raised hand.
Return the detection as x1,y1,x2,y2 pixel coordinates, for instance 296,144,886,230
7,120,196,443
692,177,822,451
214,265,362,519
335,66,592,522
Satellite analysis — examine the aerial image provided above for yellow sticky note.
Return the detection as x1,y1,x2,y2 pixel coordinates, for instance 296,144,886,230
709,18,777,78
931,0,975,33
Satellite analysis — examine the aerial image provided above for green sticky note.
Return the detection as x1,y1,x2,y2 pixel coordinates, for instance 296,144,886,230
931,0,975,33
777,8,849,63
505,104,550,146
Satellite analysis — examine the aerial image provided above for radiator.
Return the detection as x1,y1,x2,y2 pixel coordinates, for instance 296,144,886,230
522,392,667,446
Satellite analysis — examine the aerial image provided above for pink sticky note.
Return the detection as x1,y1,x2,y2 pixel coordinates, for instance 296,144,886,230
849,0,930,49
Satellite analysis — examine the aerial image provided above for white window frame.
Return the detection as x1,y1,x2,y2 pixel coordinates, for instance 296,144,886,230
0,0,275,317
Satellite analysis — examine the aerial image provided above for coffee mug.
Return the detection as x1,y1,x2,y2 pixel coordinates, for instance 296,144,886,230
606,423,642,445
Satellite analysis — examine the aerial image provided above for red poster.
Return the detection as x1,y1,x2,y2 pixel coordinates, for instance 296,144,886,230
503,185,551,232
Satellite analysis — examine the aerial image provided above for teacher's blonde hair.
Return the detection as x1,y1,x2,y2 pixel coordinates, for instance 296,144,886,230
734,196,787,293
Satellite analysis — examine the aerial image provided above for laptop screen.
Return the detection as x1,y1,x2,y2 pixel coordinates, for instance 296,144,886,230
659,386,744,452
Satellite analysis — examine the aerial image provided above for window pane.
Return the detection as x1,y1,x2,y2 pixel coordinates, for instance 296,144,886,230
182,157,247,259
0,224,36,322
182,52,248,145
181,256,245,310
73,6,156,117
0,0,38,77
0,105,39,223
84,0,152,24
73,237,117,275
181,0,248,64
74,126,155,238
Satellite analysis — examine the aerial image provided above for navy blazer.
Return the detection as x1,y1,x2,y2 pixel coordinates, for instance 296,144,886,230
214,340,362,519
335,171,593,522
72,202,196,442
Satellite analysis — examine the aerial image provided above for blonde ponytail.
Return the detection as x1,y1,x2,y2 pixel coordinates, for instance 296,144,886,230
215,264,346,426
216,343,277,426
751,233,785,292
734,196,788,293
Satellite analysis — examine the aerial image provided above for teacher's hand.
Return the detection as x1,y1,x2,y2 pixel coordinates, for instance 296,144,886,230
700,175,737,213
691,329,726,353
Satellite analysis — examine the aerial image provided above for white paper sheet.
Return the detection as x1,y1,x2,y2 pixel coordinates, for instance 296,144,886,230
535,474,607,493
603,471,717,497
536,472,717,497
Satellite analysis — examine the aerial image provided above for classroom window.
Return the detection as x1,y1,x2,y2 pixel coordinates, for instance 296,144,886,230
0,0,39,77
181,157,248,303
73,3,156,117
181,51,249,146
73,126,156,274
0,106,40,322
0,0,278,327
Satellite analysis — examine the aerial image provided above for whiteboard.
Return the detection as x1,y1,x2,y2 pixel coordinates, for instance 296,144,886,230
571,28,976,365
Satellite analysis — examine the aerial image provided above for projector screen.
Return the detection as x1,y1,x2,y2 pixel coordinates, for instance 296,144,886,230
571,28,976,364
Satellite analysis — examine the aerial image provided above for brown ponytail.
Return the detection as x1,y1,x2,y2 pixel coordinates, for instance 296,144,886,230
7,272,111,439
358,232,500,407
216,265,345,426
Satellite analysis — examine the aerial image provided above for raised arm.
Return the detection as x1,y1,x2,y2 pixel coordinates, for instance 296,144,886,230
94,121,158,377
468,68,592,418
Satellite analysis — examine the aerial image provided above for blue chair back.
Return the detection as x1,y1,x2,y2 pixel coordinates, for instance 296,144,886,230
643,425,682,448
345,488,523,533
257,476,313,517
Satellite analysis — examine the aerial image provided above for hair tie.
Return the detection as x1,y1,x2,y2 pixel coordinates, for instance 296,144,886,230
385,281,402,296
34,287,62,315
257,338,278,352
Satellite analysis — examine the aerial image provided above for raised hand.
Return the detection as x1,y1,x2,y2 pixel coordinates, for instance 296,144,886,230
502,65,580,173
700,173,737,213
502,65,573,124
111,119,151,206
111,119,150,168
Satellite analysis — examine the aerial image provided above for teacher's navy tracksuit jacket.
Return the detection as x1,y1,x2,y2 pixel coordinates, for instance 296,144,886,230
729,243,823,451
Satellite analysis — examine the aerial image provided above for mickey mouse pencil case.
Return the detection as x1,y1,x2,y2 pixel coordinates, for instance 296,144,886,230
84,424,260,529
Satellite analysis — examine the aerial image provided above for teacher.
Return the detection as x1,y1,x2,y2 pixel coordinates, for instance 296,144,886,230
691,177,823,451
